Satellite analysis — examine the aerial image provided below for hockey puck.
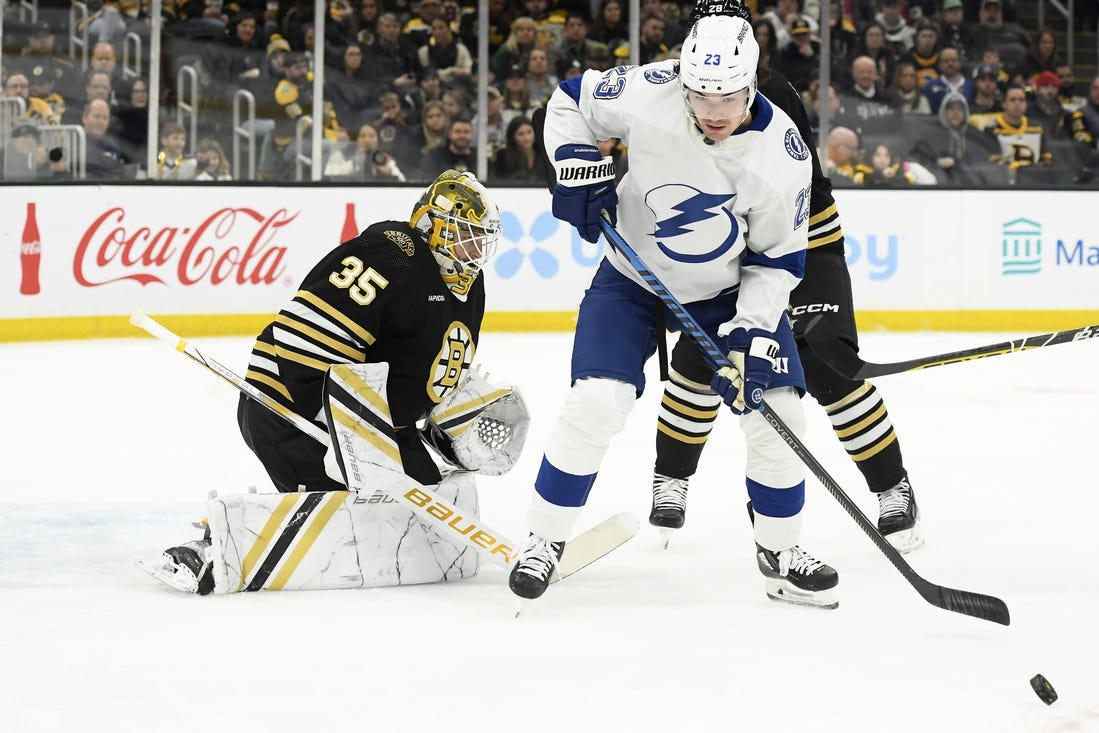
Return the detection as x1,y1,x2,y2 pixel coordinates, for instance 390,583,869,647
1029,674,1058,705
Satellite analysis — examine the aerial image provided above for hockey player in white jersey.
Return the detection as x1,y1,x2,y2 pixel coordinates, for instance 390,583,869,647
509,14,838,608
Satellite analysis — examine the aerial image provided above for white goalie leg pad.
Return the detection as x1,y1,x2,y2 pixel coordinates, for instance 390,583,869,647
424,366,530,476
544,377,636,475
207,472,480,593
323,362,405,484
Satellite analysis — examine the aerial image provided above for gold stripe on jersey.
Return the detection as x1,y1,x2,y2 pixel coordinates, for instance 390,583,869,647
294,290,376,346
266,491,347,591
235,493,299,592
275,344,334,372
275,313,367,361
807,201,843,250
246,368,293,402
329,403,403,467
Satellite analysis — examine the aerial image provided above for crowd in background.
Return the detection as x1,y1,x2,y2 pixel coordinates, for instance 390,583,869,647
2,0,1099,185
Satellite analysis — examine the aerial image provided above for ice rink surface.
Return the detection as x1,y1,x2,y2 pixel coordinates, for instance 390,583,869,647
2,329,1098,732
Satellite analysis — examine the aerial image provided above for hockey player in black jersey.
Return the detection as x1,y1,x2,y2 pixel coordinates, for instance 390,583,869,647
650,0,922,560
145,170,524,596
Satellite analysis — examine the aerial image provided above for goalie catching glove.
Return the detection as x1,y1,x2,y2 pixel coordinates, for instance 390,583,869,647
710,327,779,415
422,367,530,475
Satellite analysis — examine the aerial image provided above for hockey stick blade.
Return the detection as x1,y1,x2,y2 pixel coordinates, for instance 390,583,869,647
131,311,639,582
801,315,1099,380
598,218,1010,626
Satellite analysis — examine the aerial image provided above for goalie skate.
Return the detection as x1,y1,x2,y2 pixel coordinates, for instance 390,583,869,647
137,525,214,595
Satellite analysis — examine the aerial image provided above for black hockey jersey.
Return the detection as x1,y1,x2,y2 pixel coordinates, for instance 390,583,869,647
244,220,485,430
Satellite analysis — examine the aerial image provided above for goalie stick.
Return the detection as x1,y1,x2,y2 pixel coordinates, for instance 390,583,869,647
800,315,1099,380
129,311,638,584
597,218,1010,626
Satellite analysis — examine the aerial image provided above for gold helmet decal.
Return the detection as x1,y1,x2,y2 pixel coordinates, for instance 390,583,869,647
410,170,501,298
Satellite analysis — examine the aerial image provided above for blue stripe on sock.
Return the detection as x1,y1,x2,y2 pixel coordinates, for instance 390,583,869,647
535,458,597,507
746,479,805,518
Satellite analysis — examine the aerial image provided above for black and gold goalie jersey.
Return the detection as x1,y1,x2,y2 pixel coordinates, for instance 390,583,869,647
245,220,485,430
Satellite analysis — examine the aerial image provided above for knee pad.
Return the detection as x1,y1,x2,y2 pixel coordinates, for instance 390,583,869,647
544,377,635,474
740,387,805,488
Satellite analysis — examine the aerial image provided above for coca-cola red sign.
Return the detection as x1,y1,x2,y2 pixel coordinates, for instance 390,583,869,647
75,207,296,287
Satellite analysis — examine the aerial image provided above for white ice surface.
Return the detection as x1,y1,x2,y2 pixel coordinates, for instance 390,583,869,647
2,330,1098,732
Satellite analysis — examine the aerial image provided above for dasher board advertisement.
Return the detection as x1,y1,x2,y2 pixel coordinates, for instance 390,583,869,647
1,185,1096,340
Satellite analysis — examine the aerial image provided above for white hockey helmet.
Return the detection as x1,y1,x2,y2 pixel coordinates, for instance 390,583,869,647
679,15,759,122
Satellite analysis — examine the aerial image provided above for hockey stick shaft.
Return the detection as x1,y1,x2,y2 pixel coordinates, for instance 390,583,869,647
597,219,1010,625
130,312,637,580
802,315,1099,380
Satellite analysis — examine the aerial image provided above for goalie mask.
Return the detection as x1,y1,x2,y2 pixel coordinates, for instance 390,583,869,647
410,170,501,300
679,15,758,139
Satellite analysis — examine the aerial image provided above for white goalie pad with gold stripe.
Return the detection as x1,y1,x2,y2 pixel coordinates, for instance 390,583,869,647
206,472,479,594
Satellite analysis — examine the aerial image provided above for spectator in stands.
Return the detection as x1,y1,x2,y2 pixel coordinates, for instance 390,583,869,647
492,16,538,87
64,69,114,125
500,64,542,128
1,120,47,180
418,116,475,179
3,72,58,126
492,116,545,183
803,79,840,139
441,88,466,122
194,138,233,180
526,48,557,106
1018,29,1063,81
977,47,1013,89
407,99,450,163
910,92,1001,184
327,42,385,129
402,0,441,47
903,21,941,89
111,76,150,166
937,0,974,65
82,99,128,180
209,13,267,94
401,66,443,122
876,0,913,55
853,21,895,91
550,12,594,79
417,16,473,87
585,42,613,72
970,0,1029,75
459,0,513,59
759,0,817,53
823,125,872,183
259,51,341,180
968,63,1003,115
154,121,197,180
367,13,420,94
642,0,683,47
778,19,819,93
972,83,1053,175
824,1,858,89
323,122,407,180
590,0,628,54
472,86,507,161
862,138,938,184
837,55,901,137
356,0,380,46
372,90,416,171
90,42,122,87
891,61,931,114
26,66,62,123
1028,70,1067,140
1067,75,1099,145
522,0,566,50
631,16,670,65
88,0,130,45
1056,64,1087,113
20,21,78,100
923,46,971,114
753,18,779,71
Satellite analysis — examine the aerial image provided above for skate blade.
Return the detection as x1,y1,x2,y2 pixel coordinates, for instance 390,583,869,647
136,558,199,594
884,524,924,554
764,578,838,610
513,598,531,618
658,527,676,550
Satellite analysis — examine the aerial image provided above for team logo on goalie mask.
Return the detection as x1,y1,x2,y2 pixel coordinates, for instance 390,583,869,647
429,321,476,402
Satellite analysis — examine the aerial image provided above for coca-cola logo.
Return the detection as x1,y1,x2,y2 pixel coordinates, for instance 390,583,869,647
75,207,297,286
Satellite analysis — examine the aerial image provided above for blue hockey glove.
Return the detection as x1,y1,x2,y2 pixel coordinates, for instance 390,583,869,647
551,144,617,243
710,328,780,415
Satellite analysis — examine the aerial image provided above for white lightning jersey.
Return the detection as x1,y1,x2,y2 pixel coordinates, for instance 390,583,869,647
544,61,813,334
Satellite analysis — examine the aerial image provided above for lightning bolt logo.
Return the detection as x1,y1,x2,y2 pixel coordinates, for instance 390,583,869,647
646,186,739,264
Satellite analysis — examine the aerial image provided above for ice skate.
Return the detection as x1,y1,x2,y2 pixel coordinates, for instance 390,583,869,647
756,543,839,609
138,522,214,595
649,474,688,549
509,533,565,612
876,475,923,554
